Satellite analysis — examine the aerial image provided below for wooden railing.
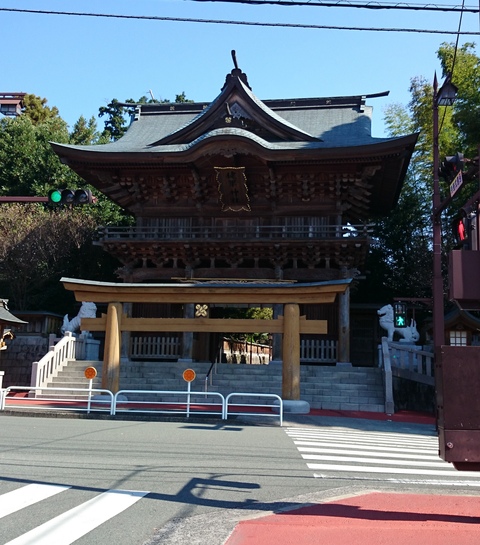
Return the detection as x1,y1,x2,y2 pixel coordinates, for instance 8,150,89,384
300,339,337,363
130,335,181,359
97,223,373,242
129,335,336,364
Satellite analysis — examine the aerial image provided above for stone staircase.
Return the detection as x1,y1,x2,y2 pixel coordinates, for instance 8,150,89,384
45,360,386,412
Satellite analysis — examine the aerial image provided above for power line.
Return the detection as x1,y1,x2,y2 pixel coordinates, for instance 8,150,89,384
191,0,480,13
0,7,479,34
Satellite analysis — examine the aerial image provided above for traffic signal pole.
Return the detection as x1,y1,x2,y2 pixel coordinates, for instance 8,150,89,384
0,197,48,203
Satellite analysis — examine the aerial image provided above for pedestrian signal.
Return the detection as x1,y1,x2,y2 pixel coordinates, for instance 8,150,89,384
393,302,407,328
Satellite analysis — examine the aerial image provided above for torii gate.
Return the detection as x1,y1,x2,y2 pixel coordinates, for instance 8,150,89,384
61,278,351,403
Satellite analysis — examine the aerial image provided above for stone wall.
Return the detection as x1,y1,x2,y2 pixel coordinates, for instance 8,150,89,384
0,336,48,387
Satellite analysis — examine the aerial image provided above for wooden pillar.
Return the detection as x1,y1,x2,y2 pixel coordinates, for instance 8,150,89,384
271,303,283,364
120,302,132,362
282,303,300,400
179,303,194,363
102,302,122,393
338,286,351,364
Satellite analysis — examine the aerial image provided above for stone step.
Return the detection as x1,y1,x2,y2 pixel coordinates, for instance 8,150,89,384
46,361,386,412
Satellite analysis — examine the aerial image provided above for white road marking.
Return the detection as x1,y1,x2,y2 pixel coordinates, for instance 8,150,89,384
286,426,480,485
0,484,70,519
4,489,149,545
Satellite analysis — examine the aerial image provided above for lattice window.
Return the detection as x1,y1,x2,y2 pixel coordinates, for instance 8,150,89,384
449,330,467,346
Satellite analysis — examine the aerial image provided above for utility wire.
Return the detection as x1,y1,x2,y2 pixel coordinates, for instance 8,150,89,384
0,7,479,34
191,0,480,13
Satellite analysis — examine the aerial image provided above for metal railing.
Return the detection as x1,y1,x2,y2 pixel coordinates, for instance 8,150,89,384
1,386,115,414
1,386,284,425
225,393,283,426
112,389,225,418
98,223,373,242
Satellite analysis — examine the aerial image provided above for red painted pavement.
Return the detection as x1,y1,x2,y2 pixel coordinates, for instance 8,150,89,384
224,492,480,545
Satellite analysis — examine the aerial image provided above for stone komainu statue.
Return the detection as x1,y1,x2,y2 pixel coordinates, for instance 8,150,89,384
377,304,420,343
61,302,97,335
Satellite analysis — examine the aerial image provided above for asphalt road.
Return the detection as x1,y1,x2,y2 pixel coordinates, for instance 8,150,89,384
0,413,477,545
0,414,332,545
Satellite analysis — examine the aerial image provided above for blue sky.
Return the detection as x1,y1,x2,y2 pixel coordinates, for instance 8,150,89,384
1,0,479,136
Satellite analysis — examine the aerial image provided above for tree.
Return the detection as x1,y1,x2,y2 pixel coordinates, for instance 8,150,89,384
98,93,193,141
69,115,104,145
21,94,60,125
0,204,119,312
0,115,71,196
357,42,480,306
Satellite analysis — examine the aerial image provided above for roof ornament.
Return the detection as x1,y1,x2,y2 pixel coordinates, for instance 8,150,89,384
231,50,239,70
221,50,252,91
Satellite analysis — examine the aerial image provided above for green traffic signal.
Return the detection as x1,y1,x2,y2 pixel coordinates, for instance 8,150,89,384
48,189,62,203
48,188,94,205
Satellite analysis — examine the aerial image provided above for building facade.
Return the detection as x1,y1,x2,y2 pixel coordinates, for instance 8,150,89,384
52,58,417,366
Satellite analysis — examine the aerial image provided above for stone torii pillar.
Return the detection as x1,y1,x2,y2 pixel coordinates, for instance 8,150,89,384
102,302,122,393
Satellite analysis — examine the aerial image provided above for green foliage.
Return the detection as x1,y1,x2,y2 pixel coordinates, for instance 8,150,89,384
0,204,120,312
219,306,273,344
0,115,71,196
98,93,193,141
358,42,480,306
98,98,136,141
69,115,102,145
438,42,480,163
21,94,60,125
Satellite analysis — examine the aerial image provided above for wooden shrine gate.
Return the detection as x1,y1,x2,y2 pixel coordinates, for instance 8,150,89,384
61,278,351,402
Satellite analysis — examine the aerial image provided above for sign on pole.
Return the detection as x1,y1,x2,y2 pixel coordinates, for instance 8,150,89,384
449,171,464,197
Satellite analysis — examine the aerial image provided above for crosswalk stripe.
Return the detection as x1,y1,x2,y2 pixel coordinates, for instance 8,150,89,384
308,462,480,478
286,426,480,485
4,489,149,545
297,445,438,459
0,484,70,519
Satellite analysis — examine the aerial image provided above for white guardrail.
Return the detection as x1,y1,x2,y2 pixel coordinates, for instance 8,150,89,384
0,386,284,425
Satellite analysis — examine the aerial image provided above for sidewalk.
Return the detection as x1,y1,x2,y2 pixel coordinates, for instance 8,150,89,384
223,491,480,545
223,409,480,545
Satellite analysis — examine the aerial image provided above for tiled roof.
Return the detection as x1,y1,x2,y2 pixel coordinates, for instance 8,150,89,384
54,67,404,154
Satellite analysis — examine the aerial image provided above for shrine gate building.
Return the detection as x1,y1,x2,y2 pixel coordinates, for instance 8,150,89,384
52,57,417,371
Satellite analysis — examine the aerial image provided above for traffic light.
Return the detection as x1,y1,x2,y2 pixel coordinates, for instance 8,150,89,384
48,189,94,205
393,302,407,328
452,211,469,248
439,152,464,182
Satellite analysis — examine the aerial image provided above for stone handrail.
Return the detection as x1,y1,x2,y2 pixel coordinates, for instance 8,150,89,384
30,332,78,389
381,337,395,414
388,341,435,386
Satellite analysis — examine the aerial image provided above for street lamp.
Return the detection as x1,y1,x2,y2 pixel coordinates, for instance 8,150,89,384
432,74,457,357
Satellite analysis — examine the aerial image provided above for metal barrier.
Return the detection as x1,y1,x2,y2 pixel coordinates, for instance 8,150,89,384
225,393,283,426
1,386,284,425
1,386,115,415
113,390,225,418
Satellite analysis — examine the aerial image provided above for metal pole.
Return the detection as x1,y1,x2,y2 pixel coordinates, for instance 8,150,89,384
433,76,445,355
